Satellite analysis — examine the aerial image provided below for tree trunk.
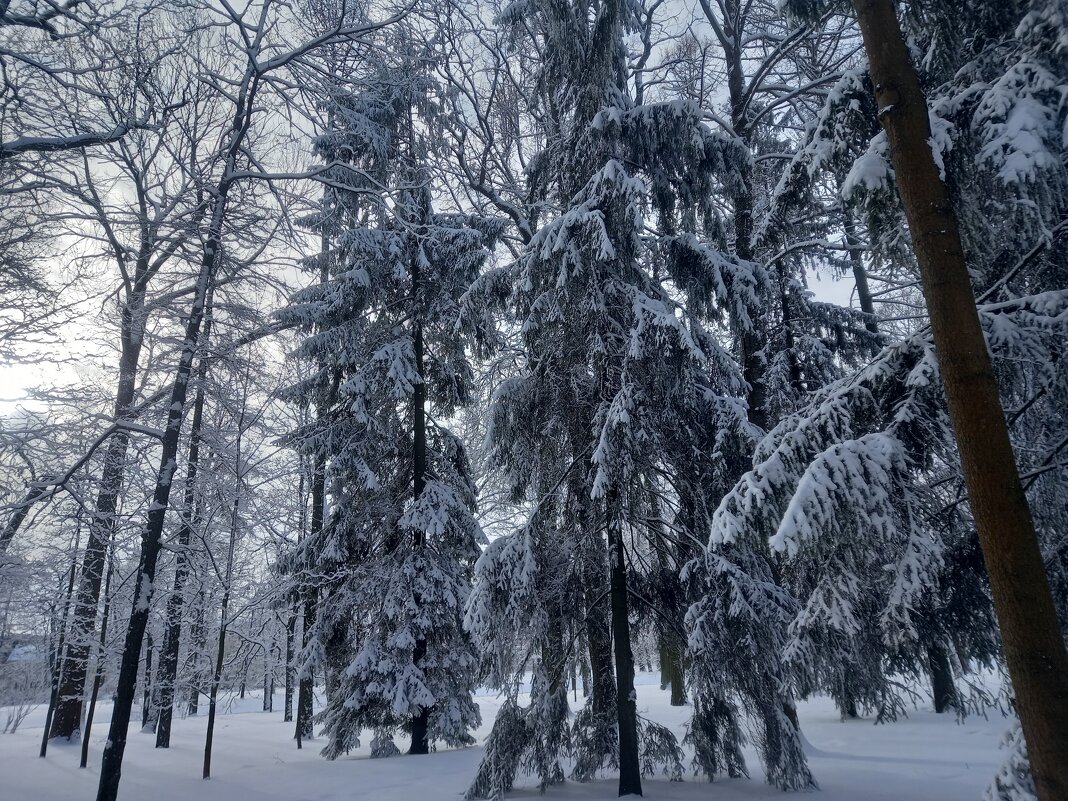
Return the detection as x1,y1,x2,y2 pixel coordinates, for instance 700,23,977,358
407,245,430,756
41,539,80,757
264,633,275,713
141,631,155,732
928,644,956,714
667,641,685,707
156,318,212,748
583,541,616,719
295,454,324,747
81,549,115,767
186,591,206,716
95,208,222,801
850,3,1068,798
205,359,250,779
608,515,642,797
284,607,296,722
52,306,144,741
842,210,879,334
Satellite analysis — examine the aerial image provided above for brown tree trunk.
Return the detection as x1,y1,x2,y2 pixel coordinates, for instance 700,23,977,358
850,2,1068,798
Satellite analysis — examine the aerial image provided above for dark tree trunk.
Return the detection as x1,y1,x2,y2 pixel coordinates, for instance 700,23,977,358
82,550,115,767
264,634,275,713
608,515,641,797
295,594,315,746
52,304,144,741
850,2,1068,798
842,211,879,334
205,366,250,780
156,331,212,748
186,592,206,716
295,454,324,747
141,631,155,732
42,543,79,757
666,641,685,707
1,484,49,555
407,242,430,756
95,205,223,801
284,607,296,722
928,644,956,714
583,541,616,719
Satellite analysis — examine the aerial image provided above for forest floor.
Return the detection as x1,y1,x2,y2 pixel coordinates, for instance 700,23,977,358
0,672,1010,801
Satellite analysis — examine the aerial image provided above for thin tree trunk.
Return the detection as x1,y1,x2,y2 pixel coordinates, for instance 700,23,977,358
849,3,1068,798
295,454,324,747
186,591,206,716
608,514,641,797
95,213,222,801
52,312,144,741
204,356,251,779
283,607,296,722
0,484,49,555
156,309,213,748
81,549,115,768
842,210,879,334
41,533,80,757
407,244,430,756
203,519,238,779
141,631,155,731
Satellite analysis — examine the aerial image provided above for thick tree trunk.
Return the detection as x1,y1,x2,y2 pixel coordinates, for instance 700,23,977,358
609,516,641,797
666,641,685,707
850,3,1068,798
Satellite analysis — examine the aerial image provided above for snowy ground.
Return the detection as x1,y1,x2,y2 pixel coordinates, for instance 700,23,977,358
0,673,1009,801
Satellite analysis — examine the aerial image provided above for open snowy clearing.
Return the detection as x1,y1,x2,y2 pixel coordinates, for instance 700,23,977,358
0,673,1009,801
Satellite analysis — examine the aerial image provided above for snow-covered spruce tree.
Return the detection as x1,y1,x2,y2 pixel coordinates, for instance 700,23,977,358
463,0,816,795
665,0,874,787
279,46,503,759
